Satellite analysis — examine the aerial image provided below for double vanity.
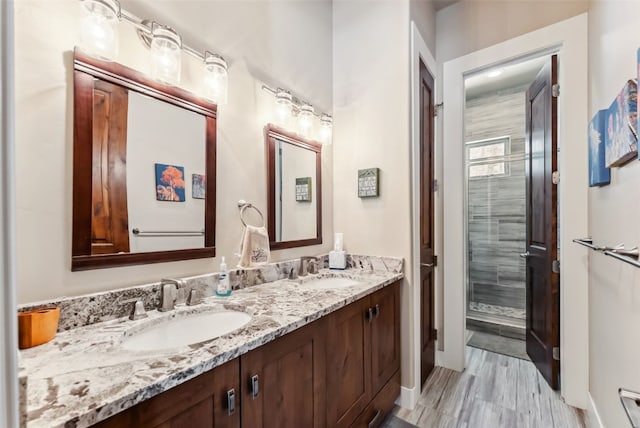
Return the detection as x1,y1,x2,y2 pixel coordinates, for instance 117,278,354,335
20,258,403,428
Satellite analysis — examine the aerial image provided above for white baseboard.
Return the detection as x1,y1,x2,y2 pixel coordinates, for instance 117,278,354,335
587,393,605,428
395,386,418,410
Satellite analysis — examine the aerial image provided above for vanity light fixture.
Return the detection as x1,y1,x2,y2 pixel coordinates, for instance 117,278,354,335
297,103,315,137
79,0,120,60
275,89,293,125
203,52,228,105
78,0,228,98
262,84,333,143
319,113,333,145
150,23,182,85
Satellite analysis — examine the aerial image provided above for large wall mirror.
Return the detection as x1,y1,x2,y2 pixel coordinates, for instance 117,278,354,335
72,49,216,270
266,124,322,250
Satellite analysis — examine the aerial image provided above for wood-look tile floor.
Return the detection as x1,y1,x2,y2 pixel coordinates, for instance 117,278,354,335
392,347,586,428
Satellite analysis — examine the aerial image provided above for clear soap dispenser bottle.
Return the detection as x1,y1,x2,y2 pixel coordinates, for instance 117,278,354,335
216,256,231,296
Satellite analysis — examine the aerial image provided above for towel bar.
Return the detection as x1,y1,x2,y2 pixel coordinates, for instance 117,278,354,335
132,228,204,237
573,238,640,269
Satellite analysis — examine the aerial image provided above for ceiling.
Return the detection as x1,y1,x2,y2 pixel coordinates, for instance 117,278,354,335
465,56,548,99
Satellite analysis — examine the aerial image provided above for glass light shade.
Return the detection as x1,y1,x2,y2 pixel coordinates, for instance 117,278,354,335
79,0,120,60
150,23,182,85
203,52,228,104
319,114,333,144
275,90,292,125
298,104,315,137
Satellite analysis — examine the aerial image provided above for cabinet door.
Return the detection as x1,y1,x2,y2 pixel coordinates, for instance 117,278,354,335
326,297,372,427
93,358,240,428
370,281,401,395
241,319,326,428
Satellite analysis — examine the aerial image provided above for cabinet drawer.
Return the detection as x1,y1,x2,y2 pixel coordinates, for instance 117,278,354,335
349,370,400,428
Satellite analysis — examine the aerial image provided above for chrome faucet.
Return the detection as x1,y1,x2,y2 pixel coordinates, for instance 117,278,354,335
158,278,185,312
299,256,319,277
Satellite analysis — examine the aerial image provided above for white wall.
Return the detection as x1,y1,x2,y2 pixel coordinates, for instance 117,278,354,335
14,0,333,303
126,91,206,252
333,0,414,388
587,2,640,426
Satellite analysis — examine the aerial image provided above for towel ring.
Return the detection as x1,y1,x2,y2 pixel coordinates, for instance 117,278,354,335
238,201,265,228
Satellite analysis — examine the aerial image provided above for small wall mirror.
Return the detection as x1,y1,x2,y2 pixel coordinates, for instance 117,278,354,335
72,49,216,270
266,125,322,250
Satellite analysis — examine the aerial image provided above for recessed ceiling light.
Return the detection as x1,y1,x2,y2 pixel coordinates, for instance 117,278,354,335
487,68,504,78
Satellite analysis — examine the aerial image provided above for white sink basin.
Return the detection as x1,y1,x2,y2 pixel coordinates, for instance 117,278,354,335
300,276,362,289
120,310,251,352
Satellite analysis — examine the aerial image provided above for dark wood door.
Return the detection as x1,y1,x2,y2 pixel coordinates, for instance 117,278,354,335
370,281,400,396
524,54,559,390
241,319,326,428
93,358,240,428
326,296,372,427
91,80,130,255
419,60,436,387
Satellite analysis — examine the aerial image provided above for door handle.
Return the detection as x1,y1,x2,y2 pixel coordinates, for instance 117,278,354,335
368,409,382,428
373,304,380,318
519,251,531,259
250,374,259,399
421,263,434,267
226,388,236,416
365,307,374,322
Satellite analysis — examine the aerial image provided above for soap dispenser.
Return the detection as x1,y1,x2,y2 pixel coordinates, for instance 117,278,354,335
216,256,232,296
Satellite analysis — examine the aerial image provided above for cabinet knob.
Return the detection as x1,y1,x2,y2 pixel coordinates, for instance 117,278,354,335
368,409,382,428
226,388,236,416
250,374,259,399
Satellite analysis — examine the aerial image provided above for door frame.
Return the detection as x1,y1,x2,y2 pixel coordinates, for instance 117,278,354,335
441,14,588,408
409,22,440,410
1,1,19,427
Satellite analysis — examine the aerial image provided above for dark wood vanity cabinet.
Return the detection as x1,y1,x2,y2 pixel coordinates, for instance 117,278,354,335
94,358,240,428
92,282,400,428
327,281,401,428
240,318,327,428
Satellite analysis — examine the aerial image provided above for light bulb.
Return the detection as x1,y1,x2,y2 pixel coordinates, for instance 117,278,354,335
204,52,228,104
298,104,314,138
275,89,292,125
79,0,120,60
319,114,332,144
150,23,182,85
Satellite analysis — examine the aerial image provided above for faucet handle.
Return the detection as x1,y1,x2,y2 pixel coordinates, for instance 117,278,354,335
186,288,202,306
129,300,148,321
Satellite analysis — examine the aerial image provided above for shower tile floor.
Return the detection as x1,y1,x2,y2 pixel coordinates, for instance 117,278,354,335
468,302,525,320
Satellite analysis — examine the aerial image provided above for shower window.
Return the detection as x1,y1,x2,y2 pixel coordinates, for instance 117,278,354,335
467,136,511,178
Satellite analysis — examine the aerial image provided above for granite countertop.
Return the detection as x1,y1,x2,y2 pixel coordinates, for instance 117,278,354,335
20,268,403,428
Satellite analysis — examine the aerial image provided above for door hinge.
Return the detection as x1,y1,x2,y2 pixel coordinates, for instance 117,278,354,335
552,259,560,274
552,171,560,184
553,347,560,361
432,329,438,341
552,84,560,98
433,179,439,192
434,102,443,117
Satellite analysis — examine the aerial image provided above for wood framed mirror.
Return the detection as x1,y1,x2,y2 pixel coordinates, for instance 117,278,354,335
72,49,216,271
266,124,322,250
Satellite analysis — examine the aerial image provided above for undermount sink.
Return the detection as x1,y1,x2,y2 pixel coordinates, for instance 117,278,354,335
299,276,363,289
120,310,251,352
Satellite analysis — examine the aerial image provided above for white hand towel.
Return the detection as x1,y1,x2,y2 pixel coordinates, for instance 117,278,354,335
238,225,271,268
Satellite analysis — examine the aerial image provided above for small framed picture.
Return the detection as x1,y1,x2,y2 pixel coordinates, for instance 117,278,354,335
358,168,380,198
192,174,206,199
155,163,186,202
296,177,312,202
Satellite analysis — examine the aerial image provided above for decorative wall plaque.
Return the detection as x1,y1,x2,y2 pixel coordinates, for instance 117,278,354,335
295,177,312,202
358,168,380,198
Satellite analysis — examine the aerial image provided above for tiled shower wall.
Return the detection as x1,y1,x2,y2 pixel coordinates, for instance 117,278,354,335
465,84,528,324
